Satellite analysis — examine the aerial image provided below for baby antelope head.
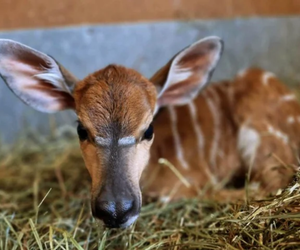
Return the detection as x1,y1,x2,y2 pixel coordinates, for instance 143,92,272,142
0,36,223,228
74,66,156,228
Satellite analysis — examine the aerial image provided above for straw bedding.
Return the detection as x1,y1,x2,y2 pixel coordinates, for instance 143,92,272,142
1,132,300,250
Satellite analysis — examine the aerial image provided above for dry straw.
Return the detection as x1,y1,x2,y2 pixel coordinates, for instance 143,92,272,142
2,83,300,249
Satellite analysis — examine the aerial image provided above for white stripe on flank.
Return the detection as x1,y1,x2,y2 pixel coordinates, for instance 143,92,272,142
188,100,217,184
205,89,221,169
118,136,136,146
188,101,205,158
280,94,296,102
168,106,189,169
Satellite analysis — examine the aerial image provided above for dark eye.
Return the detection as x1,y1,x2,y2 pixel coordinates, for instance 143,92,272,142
77,122,88,141
142,124,154,140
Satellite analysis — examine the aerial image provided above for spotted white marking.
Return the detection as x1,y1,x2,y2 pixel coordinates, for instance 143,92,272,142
262,72,275,86
287,116,295,124
267,125,289,144
280,94,296,102
119,214,139,228
188,101,205,157
118,136,136,146
95,137,112,146
168,106,189,169
238,125,261,166
205,89,221,169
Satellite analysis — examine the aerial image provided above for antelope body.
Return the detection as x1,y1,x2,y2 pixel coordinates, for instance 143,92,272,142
145,68,299,200
0,37,298,228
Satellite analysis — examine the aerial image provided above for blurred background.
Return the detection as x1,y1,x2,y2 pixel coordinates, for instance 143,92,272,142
0,0,300,143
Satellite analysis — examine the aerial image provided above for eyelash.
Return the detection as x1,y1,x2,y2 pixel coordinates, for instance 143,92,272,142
142,123,154,141
77,122,89,141
76,122,154,143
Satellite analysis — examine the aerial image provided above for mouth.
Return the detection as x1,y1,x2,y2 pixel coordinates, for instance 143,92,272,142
118,214,139,228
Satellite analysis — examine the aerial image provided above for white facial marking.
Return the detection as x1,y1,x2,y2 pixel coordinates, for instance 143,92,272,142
280,94,296,102
95,137,112,147
238,125,261,166
168,106,189,169
118,136,136,146
262,72,275,86
267,125,289,144
287,116,295,124
119,215,139,228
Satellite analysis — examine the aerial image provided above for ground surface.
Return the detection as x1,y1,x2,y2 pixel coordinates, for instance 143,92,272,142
1,136,300,249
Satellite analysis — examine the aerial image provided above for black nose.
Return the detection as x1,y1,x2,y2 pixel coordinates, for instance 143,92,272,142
93,196,138,228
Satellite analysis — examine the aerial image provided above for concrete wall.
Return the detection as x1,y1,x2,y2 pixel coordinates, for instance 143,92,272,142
1,17,300,142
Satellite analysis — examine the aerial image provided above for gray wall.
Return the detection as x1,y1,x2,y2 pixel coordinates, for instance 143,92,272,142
1,17,300,143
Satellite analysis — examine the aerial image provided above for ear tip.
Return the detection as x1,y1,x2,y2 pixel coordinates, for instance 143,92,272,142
0,38,17,45
194,36,224,53
0,39,23,53
202,36,223,42
203,36,223,49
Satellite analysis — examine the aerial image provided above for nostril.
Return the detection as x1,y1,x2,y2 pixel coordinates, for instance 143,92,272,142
96,201,117,220
119,200,134,216
93,199,136,227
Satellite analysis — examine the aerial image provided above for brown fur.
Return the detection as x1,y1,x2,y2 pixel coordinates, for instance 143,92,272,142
73,65,299,202
73,65,157,200
143,68,299,200
74,65,156,137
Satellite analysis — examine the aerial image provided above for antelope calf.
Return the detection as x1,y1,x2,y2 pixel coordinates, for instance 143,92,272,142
0,37,298,228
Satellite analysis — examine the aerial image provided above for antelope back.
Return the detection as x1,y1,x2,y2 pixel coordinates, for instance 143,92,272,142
144,67,300,200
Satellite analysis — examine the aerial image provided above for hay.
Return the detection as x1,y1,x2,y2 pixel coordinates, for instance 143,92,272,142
1,135,300,250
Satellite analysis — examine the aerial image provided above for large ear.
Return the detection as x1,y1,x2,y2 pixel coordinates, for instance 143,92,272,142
0,39,78,113
150,36,223,110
